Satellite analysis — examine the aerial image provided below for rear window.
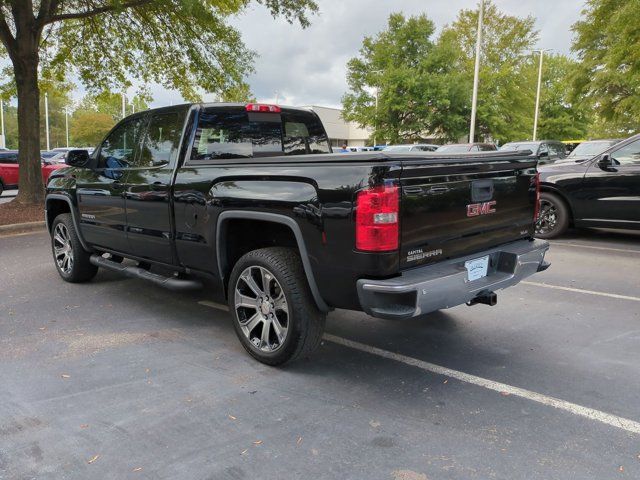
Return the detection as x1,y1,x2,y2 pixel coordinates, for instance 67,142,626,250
0,152,18,164
190,107,330,161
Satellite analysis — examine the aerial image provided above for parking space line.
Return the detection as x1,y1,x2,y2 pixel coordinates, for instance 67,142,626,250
549,241,640,255
323,333,640,435
522,281,640,302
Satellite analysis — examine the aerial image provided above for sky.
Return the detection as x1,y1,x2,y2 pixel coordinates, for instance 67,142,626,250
145,0,585,109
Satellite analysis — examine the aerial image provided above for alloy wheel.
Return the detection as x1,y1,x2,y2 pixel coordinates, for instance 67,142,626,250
234,266,289,352
535,199,557,236
53,223,74,275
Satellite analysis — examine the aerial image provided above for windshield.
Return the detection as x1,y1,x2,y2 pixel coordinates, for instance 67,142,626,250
568,141,618,158
436,144,470,153
500,142,538,152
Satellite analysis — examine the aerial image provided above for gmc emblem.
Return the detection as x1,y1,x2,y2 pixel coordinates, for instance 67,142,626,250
467,201,496,217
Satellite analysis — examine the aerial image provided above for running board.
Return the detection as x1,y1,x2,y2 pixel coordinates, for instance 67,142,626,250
90,255,203,291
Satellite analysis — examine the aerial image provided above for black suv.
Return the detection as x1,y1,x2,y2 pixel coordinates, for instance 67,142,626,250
536,134,640,238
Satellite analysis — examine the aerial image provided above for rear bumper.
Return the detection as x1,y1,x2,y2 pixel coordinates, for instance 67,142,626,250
356,239,549,319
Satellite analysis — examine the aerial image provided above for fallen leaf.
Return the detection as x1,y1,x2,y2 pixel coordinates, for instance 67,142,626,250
228,415,237,420
61,374,70,379
241,449,248,455
87,455,100,464
132,467,143,472
369,420,381,428
296,436,303,445
619,466,624,473
145,368,150,373
39,327,46,331
500,391,510,397
253,440,262,445
311,449,319,456
443,379,448,384
80,424,89,429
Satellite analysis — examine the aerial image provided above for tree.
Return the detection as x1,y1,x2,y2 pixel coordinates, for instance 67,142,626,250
442,1,539,143
76,89,152,121
221,82,256,103
572,0,640,136
536,54,591,141
70,111,115,146
342,13,469,144
0,1,317,205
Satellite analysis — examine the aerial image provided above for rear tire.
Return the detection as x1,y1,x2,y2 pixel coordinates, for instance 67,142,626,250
51,213,98,283
228,247,326,366
536,191,570,239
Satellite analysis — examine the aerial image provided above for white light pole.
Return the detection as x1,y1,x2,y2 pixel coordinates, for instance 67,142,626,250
469,0,484,143
0,99,5,149
371,69,383,146
532,49,551,141
121,93,126,119
65,107,69,148
45,92,50,151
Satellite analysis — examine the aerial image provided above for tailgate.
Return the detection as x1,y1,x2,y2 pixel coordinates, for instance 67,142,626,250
399,153,537,269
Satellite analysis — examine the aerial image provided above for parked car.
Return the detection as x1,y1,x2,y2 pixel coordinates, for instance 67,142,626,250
436,143,497,153
45,103,549,365
537,134,640,238
383,144,438,153
558,139,623,162
500,140,566,165
0,151,65,195
41,150,68,164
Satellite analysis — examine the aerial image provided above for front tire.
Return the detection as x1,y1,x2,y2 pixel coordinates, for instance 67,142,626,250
536,192,570,239
228,247,326,366
51,213,98,282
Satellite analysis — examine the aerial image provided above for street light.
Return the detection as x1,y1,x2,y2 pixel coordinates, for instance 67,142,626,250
45,92,50,151
469,0,484,143
370,69,383,146
65,107,69,148
532,48,552,141
0,99,5,149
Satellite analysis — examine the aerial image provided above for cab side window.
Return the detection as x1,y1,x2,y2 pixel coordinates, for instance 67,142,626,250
139,112,184,167
611,139,640,166
97,117,145,169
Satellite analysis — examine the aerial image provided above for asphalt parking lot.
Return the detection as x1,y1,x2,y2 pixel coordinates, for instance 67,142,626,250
1,229,640,479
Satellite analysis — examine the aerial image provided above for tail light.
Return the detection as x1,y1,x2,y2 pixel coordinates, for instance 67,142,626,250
246,103,281,113
355,184,399,252
533,173,541,221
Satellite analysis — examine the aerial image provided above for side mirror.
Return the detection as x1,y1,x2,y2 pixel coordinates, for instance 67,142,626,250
597,154,613,170
65,149,90,167
538,151,549,158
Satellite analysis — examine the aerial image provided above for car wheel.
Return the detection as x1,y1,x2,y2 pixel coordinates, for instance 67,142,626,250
228,247,326,366
535,192,569,239
51,213,98,282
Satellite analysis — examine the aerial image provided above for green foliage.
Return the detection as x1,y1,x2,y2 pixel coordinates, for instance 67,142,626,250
221,82,256,102
442,1,539,143
70,111,115,146
342,13,469,144
76,89,152,121
536,54,591,141
40,1,318,101
572,0,640,136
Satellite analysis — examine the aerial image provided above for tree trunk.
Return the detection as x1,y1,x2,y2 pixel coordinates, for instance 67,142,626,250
14,53,44,205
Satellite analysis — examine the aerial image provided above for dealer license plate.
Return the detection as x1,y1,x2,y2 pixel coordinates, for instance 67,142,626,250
465,256,489,282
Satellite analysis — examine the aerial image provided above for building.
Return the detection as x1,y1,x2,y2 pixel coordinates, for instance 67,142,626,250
305,106,372,148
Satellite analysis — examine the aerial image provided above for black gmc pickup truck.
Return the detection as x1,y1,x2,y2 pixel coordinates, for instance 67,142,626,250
45,103,549,365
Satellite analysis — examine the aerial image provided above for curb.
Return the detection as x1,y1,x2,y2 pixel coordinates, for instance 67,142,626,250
0,221,46,236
